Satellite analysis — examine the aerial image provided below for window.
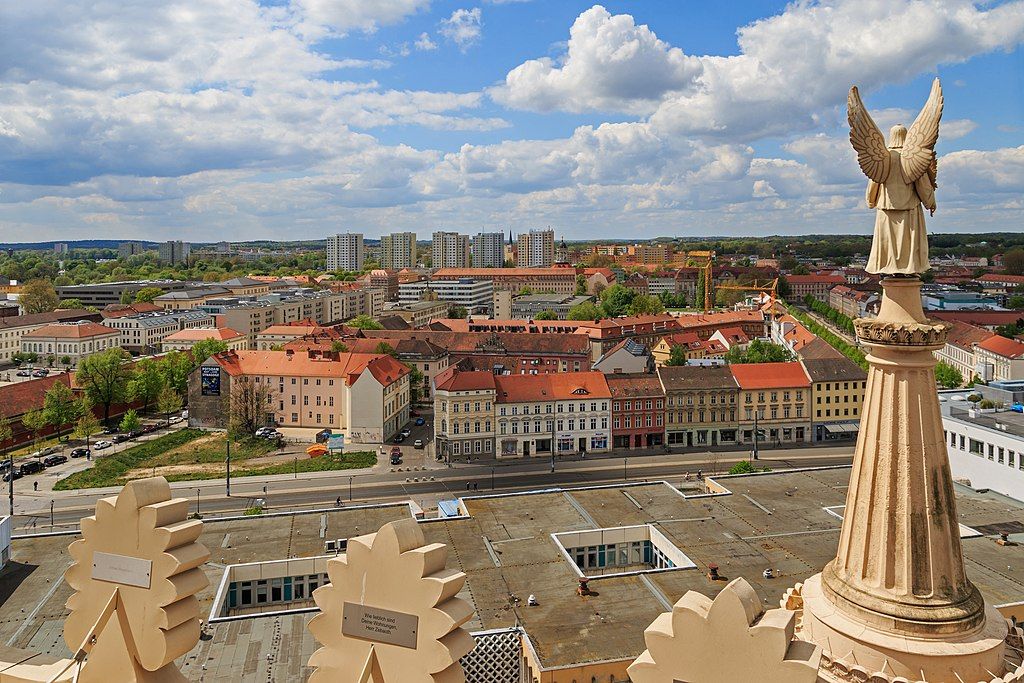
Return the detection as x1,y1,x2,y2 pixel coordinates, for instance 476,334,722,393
969,439,984,456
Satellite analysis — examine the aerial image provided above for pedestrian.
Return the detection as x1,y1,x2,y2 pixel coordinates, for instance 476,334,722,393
335,497,341,507
33,481,38,492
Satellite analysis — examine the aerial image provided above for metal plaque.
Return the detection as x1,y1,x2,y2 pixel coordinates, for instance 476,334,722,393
91,551,152,589
342,602,419,649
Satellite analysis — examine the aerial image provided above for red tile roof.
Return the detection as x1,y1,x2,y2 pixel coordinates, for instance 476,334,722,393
163,327,245,342
978,273,1024,285
434,370,497,393
494,372,611,403
22,322,119,339
730,362,810,389
606,373,665,398
977,335,1024,359
786,275,847,285
0,374,72,419
944,321,993,350
211,349,408,386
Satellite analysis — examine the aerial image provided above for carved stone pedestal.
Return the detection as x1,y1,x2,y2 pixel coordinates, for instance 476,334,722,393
796,277,1012,681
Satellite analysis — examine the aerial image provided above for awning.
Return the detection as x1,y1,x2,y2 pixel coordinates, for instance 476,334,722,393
823,423,859,434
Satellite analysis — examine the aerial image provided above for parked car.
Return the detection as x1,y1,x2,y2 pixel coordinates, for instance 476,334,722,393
15,369,32,377
414,417,425,426
93,440,113,450
413,439,424,449
400,428,412,437
70,447,90,458
142,424,159,433
43,454,68,467
128,430,144,439
32,369,49,377
102,426,119,435
168,416,184,424
19,460,44,475
2,469,22,482
111,434,128,443
31,446,58,458
390,453,403,465
393,434,405,443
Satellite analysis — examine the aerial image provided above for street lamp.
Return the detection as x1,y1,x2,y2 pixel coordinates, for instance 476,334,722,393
50,500,54,528
349,475,353,501
225,437,232,497
196,488,200,516
491,467,495,490
623,457,628,481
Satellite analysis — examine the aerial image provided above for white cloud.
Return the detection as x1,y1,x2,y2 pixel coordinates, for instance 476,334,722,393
492,6,702,115
440,8,483,51
290,0,430,37
415,32,438,51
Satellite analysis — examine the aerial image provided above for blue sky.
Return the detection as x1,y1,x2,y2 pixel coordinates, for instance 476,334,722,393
0,1,1021,242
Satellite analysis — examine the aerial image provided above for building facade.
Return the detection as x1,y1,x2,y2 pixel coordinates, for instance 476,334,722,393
659,365,739,448
398,279,494,313
158,240,191,264
786,274,846,300
104,310,215,354
0,310,104,365
160,327,248,352
380,232,417,270
607,374,665,449
19,322,121,367
326,233,365,272
431,232,470,269
472,232,505,268
433,370,497,461
942,404,1024,502
432,268,577,295
515,229,555,268
731,362,811,446
802,357,867,442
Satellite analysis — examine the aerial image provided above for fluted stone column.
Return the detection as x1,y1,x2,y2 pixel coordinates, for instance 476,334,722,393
798,277,1009,682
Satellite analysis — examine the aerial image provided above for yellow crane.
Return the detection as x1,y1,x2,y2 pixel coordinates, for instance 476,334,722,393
715,278,779,307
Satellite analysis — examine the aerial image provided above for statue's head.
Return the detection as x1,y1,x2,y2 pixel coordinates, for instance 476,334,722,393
888,124,907,148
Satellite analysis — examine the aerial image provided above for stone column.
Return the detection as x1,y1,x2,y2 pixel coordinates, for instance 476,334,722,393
798,277,1010,681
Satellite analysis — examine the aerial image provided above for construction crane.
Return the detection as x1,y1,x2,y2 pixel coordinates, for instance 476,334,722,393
715,278,780,308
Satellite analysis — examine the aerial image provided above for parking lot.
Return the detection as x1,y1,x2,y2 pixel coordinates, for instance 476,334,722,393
384,413,436,469
0,366,68,388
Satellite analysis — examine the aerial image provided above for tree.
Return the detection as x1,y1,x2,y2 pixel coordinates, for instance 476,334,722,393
119,409,142,434
73,402,102,447
190,338,229,364
348,314,384,330
158,351,194,395
1003,249,1024,276
59,355,72,369
20,279,59,314
599,284,637,317
156,385,183,425
517,286,534,296
407,366,425,404
229,376,275,436
330,340,350,353
575,274,588,295
0,413,13,453
724,339,792,364
374,342,397,356
792,264,811,275
128,358,166,414
447,305,468,319
77,348,131,425
934,361,964,389
567,301,603,321
133,286,164,303
56,298,83,309
1008,294,1024,310
628,294,665,316
43,381,80,440
534,310,558,320
22,409,48,447
666,345,688,367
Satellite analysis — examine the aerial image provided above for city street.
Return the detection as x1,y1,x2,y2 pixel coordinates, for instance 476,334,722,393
10,443,856,532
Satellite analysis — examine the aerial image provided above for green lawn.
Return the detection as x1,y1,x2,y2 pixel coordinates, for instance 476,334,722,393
55,428,377,489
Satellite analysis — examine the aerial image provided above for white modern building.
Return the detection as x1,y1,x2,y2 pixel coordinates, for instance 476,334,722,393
942,401,1024,502
380,232,417,270
516,229,555,268
20,321,121,367
398,279,494,313
326,233,365,272
431,231,470,269
472,232,505,268
104,310,215,354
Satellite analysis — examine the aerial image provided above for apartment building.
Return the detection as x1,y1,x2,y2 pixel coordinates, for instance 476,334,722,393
431,232,470,268
433,370,497,460
975,335,1024,382
158,240,191,264
189,349,410,443
732,362,811,445
104,310,215,354
472,232,505,268
19,322,121,367
153,286,231,310
511,293,592,320
365,270,400,301
326,233,365,272
829,285,879,318
659,365,739,448
118,242,146,259
934,321,993,383
802,357,867,442
380,232,417,270
383,300,449,327
432,267,577,295
161,327,248,353
942,403,1024,501
516,229,555,268
0,310,104,364
398,278,494,313
607,373,665,449
651,332,726,365
785,274,846,300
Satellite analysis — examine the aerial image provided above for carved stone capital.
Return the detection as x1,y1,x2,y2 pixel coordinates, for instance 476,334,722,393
853,317,950,348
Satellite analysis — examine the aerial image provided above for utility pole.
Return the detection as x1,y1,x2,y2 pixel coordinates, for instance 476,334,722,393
225,438,231,497
491,467,495,490
349,475,353,501
8,451,13,516
752,410,760,461
50,500,54,528
623,457,628,481
196,489,200,516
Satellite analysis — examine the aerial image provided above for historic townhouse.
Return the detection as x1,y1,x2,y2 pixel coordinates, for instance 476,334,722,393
494,372,612,458
658,365,740,448
0,309,103,364
607,373,666,450
934,320,992,383
731,362,812,445
433,369,497,461
802,357,867,442
19,321,121,367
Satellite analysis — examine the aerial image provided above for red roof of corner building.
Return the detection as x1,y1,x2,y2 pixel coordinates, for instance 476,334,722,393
494,372,611,403
101,303,163,318
715,326,749,345
978,273,1024,285
730,362,810,390
364,355,412,385
162,327,244,342
210,349,408,386
21,322,119,339
581,267,615,280
944,321,993,351
977,335,1024,359
0,374,72,419
785,275,847,285
606,373,664,399
434,370,497,393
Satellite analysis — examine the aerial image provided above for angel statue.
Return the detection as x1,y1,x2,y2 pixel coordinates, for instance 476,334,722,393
848,78,943,276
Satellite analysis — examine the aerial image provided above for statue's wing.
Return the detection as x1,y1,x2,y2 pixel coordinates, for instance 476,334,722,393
901,78,943,186
847,86,891,184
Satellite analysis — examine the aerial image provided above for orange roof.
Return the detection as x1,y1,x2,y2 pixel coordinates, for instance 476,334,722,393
786,275,846,285
211,349,408,386
434,370,497,393
364,355,411,385
493,372,611,403
22,322,119,339
433,267,577,278
258,324,325,336
730,362,810,389
977,335,1024,359
978,273,1024,284
163,327,244,342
